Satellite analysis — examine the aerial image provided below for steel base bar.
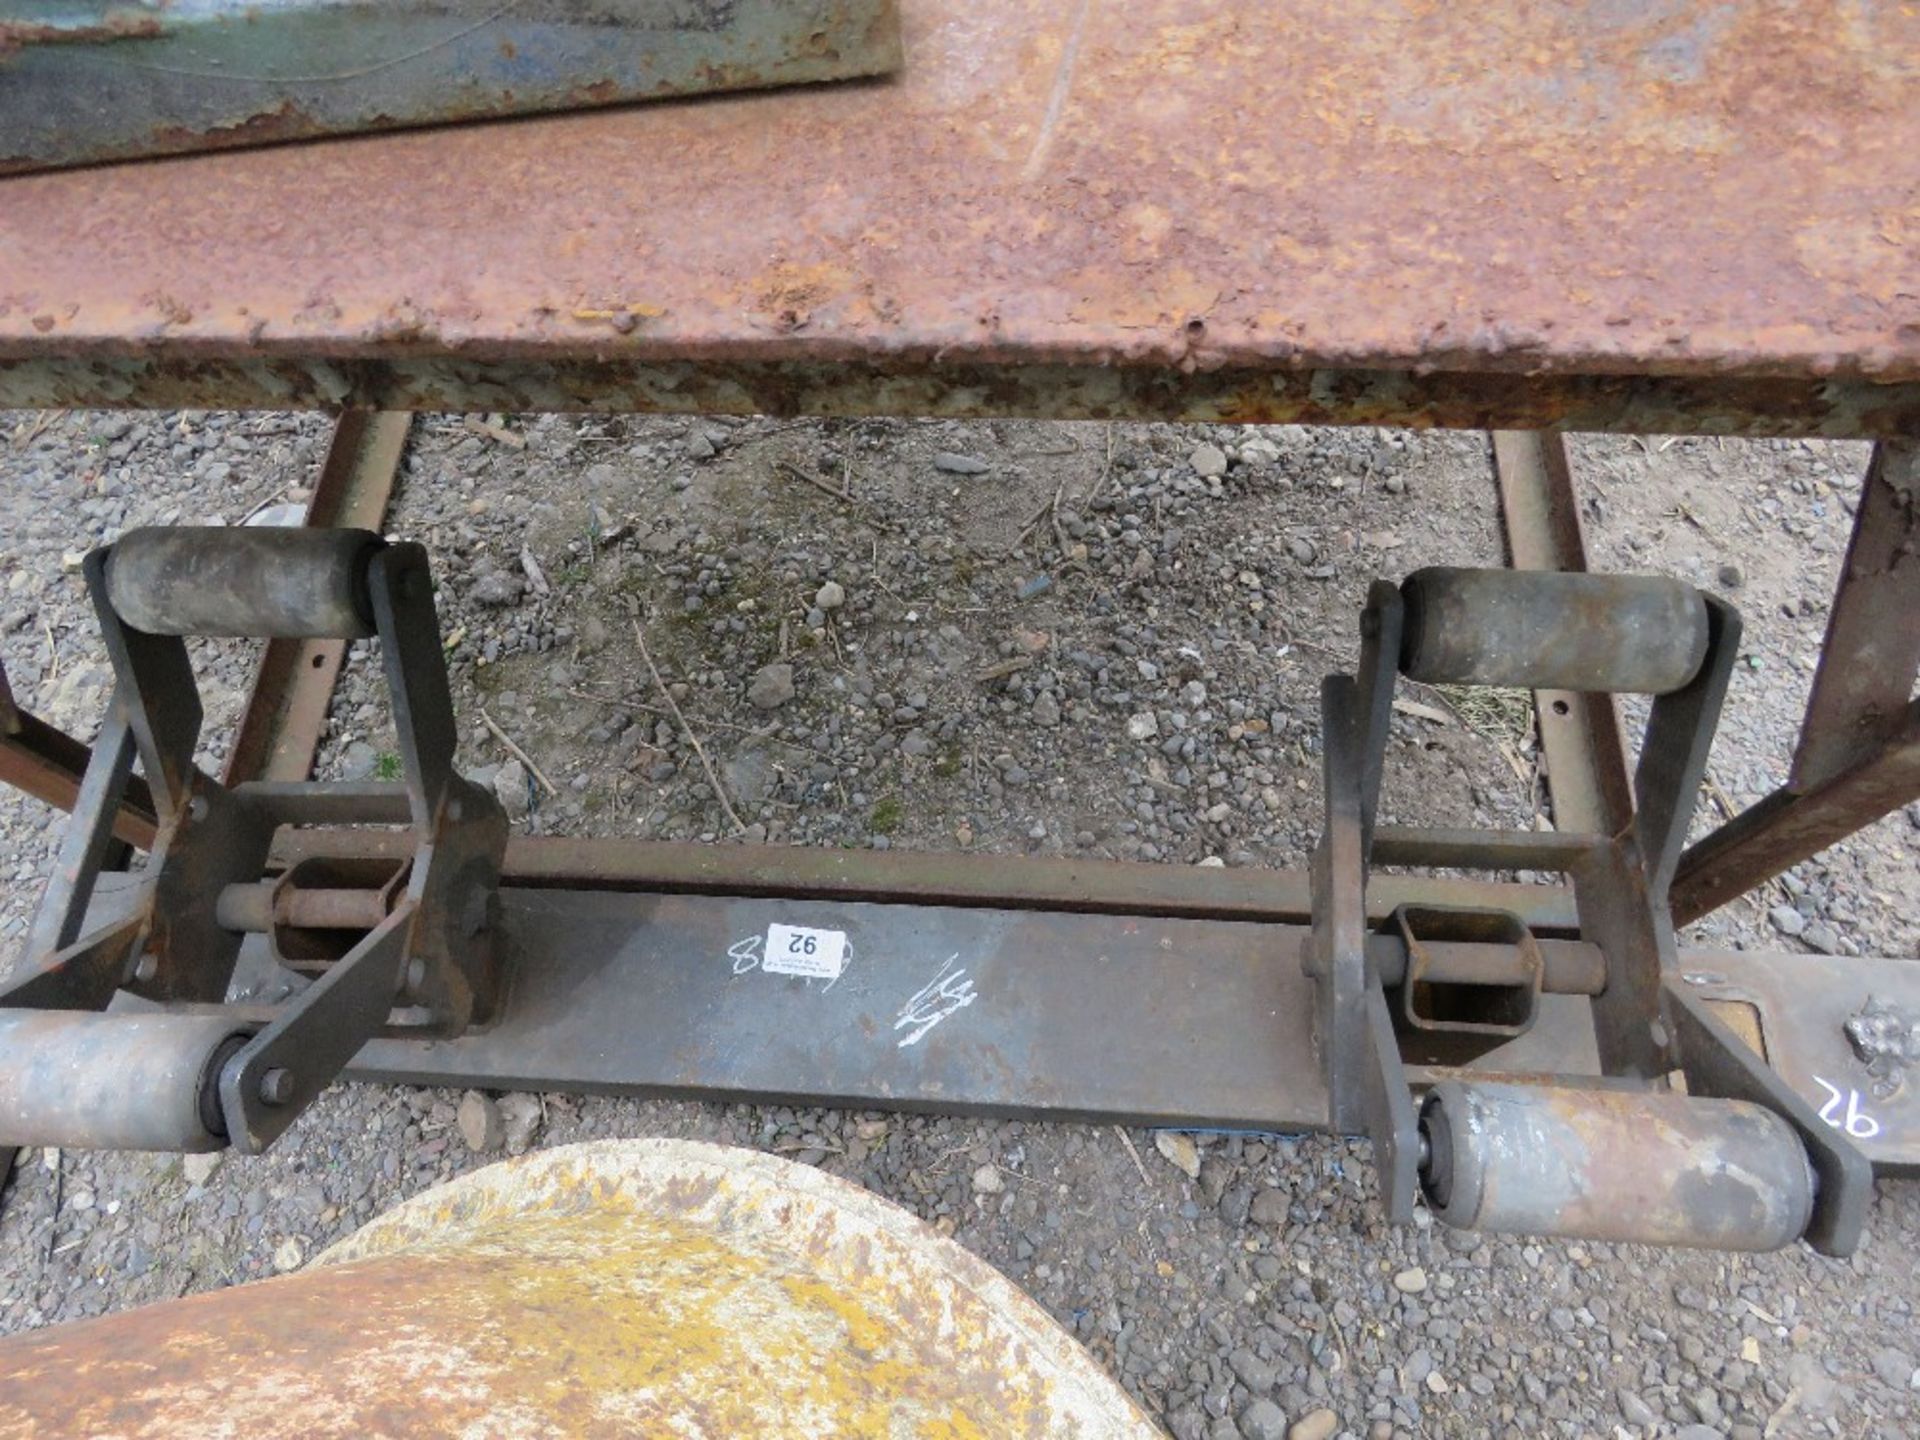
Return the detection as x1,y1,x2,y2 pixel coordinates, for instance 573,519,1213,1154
317,890,1599,1130
71,863,1920,1169
303,887,1917,1172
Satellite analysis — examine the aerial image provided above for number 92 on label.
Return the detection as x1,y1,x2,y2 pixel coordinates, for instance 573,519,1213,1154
762,923,849,980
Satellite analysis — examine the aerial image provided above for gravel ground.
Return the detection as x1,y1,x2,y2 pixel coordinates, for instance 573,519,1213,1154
1,409,1917,1439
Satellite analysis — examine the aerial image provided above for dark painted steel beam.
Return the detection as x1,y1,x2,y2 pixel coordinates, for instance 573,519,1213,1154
1490,432,1634,837
224,411,409,786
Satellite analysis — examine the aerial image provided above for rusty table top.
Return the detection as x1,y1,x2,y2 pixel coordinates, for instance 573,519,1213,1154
2,0,1917,433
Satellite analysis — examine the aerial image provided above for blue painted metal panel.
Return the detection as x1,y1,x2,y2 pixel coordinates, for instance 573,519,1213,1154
0,0,901,172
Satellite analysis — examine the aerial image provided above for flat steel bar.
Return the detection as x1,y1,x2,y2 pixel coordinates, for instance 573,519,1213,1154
0,665,157,850
1790,440,1920,793
1,1,1916,434
1670,702,1920,926
1490,431,1634,835
84,881,1918,1168
350,892,1328,1129
331,891,1602,1130
265,832,1584,934
307,889,1911,1171
223,411,409,787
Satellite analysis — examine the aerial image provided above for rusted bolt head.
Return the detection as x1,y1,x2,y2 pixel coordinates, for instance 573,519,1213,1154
257,1068,296,1106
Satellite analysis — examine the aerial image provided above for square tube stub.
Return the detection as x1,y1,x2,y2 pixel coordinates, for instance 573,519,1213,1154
1387,904,1543,1066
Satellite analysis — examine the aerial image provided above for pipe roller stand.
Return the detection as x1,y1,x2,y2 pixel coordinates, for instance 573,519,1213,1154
0,527,505,1154
1308,567,1872,1254
0,532,1876,1258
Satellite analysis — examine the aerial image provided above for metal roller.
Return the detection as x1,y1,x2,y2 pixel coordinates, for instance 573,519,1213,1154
104,526,385,639
0,1011,250,1152
1399,567,1709,694
1417,1081,1815,1251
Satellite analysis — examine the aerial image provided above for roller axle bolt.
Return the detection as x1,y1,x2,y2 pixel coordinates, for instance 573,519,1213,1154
257,1068,296,1106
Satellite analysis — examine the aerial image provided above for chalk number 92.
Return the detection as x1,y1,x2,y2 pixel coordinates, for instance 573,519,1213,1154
1812,1076,1881,1140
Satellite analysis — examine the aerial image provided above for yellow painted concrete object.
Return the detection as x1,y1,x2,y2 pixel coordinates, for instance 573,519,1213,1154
0,1138,1165,1437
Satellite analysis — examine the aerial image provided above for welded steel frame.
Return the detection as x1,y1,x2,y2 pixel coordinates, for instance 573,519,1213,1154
1307,563,1870,1250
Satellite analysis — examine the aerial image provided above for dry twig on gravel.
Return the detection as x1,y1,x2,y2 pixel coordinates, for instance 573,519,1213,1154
632,620,745,833
478,708,558,797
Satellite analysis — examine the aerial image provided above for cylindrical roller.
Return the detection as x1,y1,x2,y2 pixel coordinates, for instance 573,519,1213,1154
1418,1081,1814,1251
1399,567,1708,694
104,526,385,638
0,1011,251,1152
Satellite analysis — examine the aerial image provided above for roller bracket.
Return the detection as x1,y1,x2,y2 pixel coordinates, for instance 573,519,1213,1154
1312,566,1852,1251
0,527,505,1157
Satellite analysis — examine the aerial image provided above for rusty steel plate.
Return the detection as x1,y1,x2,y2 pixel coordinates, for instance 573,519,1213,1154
0,1140,1163,1437
294,888,1587,1127
339,889,1336,1129
2,0,1917,430
1679,948,1920,1175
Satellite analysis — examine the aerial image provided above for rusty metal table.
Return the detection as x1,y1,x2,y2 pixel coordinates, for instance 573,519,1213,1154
0,0,1916,431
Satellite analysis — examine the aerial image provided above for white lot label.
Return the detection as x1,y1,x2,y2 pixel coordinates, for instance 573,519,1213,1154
762,923,848,980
